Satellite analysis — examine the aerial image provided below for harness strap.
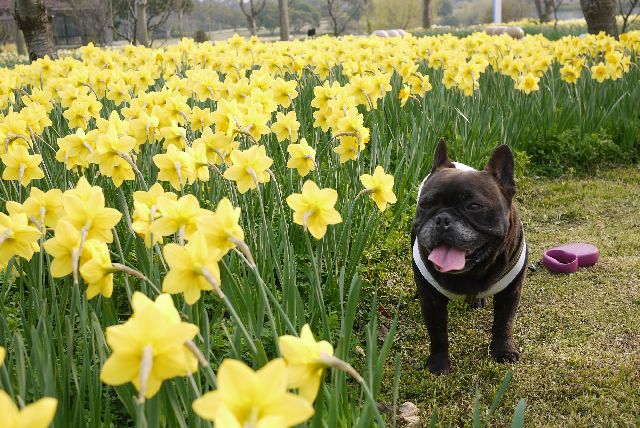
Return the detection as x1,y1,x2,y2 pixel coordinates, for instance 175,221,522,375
413,238,526,301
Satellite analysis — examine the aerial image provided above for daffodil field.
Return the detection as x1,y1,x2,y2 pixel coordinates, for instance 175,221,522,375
0,30,639,426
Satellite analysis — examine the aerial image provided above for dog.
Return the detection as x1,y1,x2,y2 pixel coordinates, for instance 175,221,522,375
412,140,527,374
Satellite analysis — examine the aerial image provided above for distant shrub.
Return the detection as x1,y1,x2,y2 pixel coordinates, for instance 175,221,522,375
194,30,208,43
525,129,636,176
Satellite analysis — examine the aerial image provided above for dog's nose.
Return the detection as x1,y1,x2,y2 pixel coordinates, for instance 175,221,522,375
435,213,453,230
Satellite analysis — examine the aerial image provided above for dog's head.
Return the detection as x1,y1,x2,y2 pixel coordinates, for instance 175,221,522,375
413,140,516,274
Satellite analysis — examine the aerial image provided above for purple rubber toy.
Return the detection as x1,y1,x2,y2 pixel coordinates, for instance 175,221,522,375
543,243,599,273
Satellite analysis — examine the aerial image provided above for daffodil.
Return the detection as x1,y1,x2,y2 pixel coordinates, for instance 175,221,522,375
153,144,196,190
55,128,94,171
79,240,114,299
43,220,82,278
223,145,273,194
278,324,334,403
22,188,64,230
0,212,41,265
192,127,239,166
61,177,122,243
272,78,299,108
287,137,316,177
516,73,540,94
100,292,200,399
150,194,205,240
591,62,610,83
189,106,215,132
271,111,300,143
1,145,44,186
159,123,189,149
286,181,342,239
360,166,397,212
0,391,57,428
0,346,5,366
196,197,244,256
89,122,137,187
192,358,314,427
398,85,411,107
163,232,223,304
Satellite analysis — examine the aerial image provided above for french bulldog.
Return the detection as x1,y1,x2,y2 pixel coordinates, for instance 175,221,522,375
412,140,527,375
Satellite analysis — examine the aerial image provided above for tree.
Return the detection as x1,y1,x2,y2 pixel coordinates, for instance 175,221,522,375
289,0,320,32
533,0,551,22
438,0,452,17
13,0,55,60
239,0,267,35
326,0,364,36
580,0,619,37
256,2,279,34
370,0,421,29
111,0,192,45
62,0,113,45
618,0,639,33
422,0,431,28
136,0,149,46
279,0,290,40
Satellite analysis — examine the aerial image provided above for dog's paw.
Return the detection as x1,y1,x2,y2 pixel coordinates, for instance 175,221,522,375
468,298,487,309
491,347,520,363
427,352,451,375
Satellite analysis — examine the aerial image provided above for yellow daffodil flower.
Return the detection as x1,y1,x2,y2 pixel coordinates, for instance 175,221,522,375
359,166,397,212
61,177,122,243
286,180,342,239
197,197,245,256
192,358,314,427
1,145,44,187
153,144,196,190
79,240,114,299
22,188,64,230
287,137,316,177
0,391,57,428
271,110,300,143
100,292,200,399
223,145,273,194
0,212,41,265
150,194,205,240
163,231,223,304
278,324,334,403
55,128,94,171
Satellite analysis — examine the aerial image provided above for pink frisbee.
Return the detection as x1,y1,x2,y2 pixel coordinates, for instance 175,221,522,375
543,243,599,273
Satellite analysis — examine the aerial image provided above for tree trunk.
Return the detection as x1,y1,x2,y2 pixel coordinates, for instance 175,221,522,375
580,0,619,37
278,0,289,41
422,0,431,28
247,15,257,35
14,0,54,61
534,0,552,22
15,25,28,56
135,0,149,46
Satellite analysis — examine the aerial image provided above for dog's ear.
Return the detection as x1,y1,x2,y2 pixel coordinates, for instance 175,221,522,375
430,139,455,174
485,145,516,201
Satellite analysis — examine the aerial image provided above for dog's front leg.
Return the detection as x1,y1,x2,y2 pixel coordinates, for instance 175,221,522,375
415,269,451,374
490,272,525,363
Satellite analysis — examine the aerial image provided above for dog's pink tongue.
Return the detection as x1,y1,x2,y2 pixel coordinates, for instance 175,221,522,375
428,245,466,272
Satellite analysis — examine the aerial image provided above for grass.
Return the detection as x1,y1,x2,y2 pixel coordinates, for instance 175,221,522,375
363,166,640,427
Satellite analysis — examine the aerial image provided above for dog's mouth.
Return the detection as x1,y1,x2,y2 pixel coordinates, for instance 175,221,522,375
427,242,490,274
427,244,470,273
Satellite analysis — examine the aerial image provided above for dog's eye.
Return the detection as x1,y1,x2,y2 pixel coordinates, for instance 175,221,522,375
467,202,483,211
420,196,436,208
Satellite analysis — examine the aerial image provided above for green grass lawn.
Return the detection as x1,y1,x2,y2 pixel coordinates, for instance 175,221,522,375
363,167,640,427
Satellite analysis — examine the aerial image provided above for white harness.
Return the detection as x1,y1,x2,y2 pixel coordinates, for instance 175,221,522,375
413,162,527,301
